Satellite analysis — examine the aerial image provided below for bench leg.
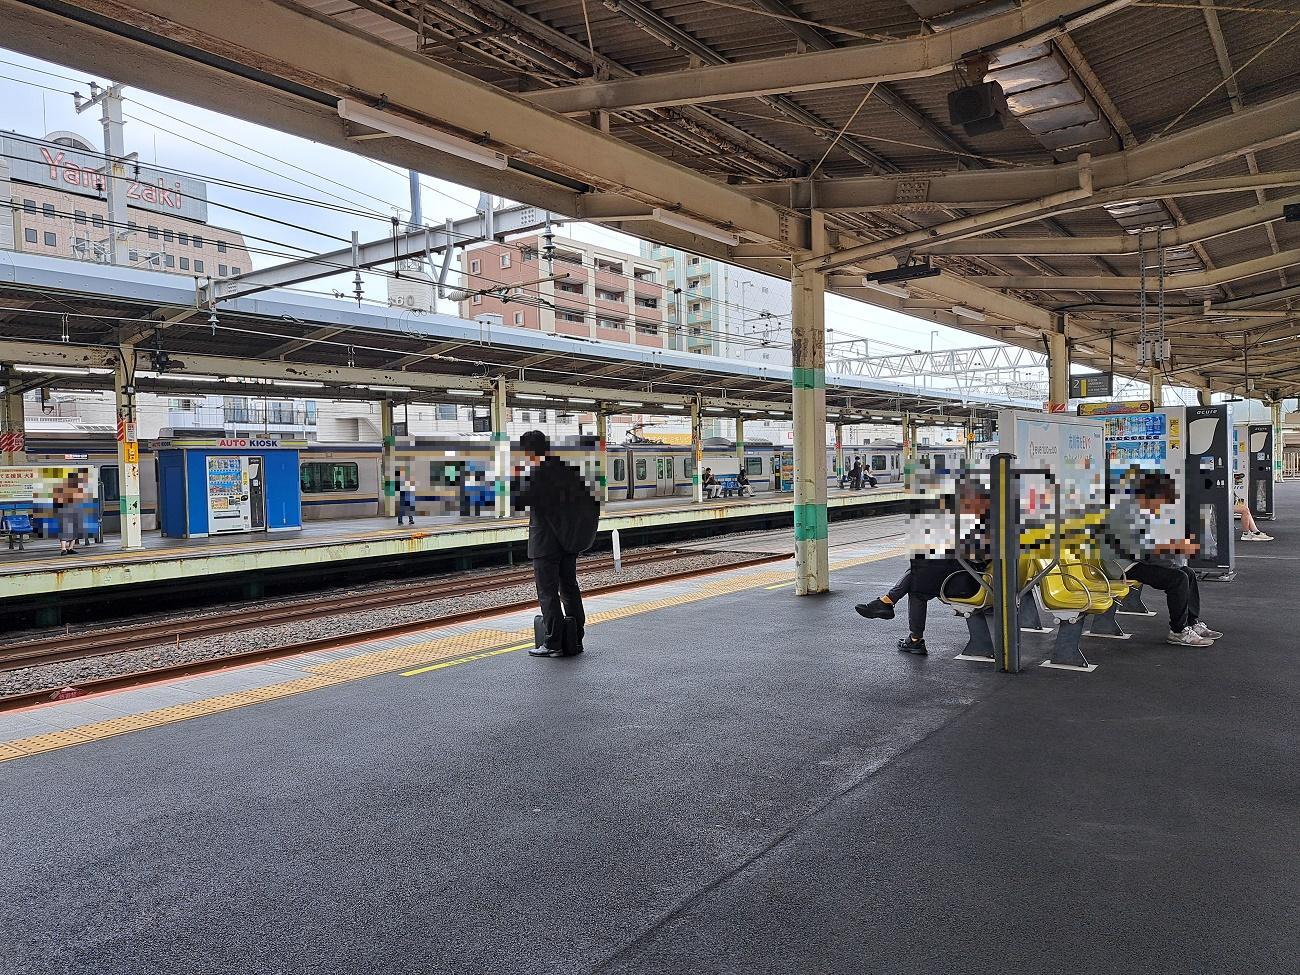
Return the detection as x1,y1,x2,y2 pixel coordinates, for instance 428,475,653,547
1048,617,1093,668
1086,602,1129,640
1117,583,1156,617
959,610,996,659
1020,592,1051,633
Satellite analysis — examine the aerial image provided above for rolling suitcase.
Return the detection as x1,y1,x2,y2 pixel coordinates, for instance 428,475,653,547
532,614,582,656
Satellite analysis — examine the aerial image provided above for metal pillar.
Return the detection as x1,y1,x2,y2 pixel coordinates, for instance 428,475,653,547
1,368,25,465
380,398,397,518
735,415,747,484
791,212,830,594
690,398,704,503
492,376,510,518
1197,387,1212,406
1047,328,1069,410
963,418,976,467
1273,398,1284,483
113,349,142,549
1149,366,1162,407
833,421,844,482
902,412,917,485
596,407,609,504
990,453,1020,673
75,83,128,266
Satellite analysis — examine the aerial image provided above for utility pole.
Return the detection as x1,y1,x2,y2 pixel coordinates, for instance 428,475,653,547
74,82,129,266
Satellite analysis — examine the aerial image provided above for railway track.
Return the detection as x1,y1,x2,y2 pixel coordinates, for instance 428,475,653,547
0,549,789,712
0,547,692,671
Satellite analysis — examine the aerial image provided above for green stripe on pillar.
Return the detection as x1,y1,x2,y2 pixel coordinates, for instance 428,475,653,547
791,367,825,390
793,503,828,541
382,435,396,447
491,431,509,442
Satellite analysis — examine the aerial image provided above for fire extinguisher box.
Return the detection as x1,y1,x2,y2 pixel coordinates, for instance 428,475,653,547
155,438,303,538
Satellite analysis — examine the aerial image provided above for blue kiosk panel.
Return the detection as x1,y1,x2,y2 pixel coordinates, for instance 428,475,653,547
156,439,303,538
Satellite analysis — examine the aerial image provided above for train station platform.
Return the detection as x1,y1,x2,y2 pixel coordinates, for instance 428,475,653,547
2,492,1295,974
0,487,902,600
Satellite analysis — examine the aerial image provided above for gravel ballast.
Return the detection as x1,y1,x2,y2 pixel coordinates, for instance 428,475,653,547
0,549,765,697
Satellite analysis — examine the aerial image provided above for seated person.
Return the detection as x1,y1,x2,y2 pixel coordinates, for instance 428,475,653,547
854,481,991,655
702,467,719,499
1100,471,1222,647
736,468,753,497
1233,472,1272,541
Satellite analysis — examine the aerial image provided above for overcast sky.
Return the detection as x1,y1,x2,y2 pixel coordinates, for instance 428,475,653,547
2,46,1218,405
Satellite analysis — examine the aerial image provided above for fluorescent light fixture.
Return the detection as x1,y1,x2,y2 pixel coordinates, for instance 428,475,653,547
448,389,484,397
567,397,596,404
516,393,549,401
767,411,785,416
1014,325,1039,337
950,305,986,322
651,208,741,247
704,406,726,413
617,400,644,407
367,384,414,392
16,364,112,376
271,380,325,388
337,98,509,170
872,415,889,420
660,404,684,410
740,408,761,414
861,279,908,298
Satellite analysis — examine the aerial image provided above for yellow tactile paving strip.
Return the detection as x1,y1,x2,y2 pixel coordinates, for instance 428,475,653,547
0,547,902,764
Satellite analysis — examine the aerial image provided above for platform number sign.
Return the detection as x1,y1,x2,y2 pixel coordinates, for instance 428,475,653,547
124,442,139,464
1069,373,1114,399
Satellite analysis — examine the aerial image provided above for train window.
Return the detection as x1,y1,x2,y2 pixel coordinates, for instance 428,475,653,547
871,455,887,471
771,457,779,474
98,465,120,503
613,459,626,482
432,461,463,486
683,457,694,477
745,457,762,476
665,458,674,478
301,462,359,493
635,459,647,481
655,458,665,479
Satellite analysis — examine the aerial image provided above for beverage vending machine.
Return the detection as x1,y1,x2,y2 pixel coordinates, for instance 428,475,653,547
1247,423,1274,519
1183,405,1234,578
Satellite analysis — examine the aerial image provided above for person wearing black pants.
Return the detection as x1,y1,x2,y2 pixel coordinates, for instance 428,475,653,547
514,430,600,658
856,482,990,655
533,552,585,655
1124,562,1202,635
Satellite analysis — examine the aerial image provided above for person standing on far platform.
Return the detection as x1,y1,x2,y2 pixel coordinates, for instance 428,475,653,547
514,430,600,658
396,470,417,526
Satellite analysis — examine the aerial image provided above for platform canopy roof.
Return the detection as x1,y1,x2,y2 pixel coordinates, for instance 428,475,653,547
2,0,1297,397
0,253,1027,423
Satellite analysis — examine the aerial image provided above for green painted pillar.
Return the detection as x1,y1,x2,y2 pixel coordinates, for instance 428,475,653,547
492,376,511,518
791,212,830,594
114,349,143,550
380,398,397,518
691,398,703,503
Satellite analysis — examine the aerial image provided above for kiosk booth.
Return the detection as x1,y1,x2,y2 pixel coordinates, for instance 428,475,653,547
156,438,303,538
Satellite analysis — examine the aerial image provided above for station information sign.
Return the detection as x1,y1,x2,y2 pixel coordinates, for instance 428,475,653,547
1077,400,1154,417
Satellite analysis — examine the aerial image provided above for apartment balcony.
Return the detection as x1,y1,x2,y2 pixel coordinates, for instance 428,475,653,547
166,407,225,429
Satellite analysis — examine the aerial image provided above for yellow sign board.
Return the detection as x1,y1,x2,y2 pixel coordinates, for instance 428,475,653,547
123,442,140,464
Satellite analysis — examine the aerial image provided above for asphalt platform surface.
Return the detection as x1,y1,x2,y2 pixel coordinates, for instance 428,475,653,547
3,490,1298,974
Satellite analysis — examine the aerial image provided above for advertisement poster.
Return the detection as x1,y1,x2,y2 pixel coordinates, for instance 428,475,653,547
999,410,1105,517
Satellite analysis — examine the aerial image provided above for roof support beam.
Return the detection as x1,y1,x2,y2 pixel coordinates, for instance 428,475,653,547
523,0,1136,113
920,192,1300,255
737,90,1300,211
971,248,1300,292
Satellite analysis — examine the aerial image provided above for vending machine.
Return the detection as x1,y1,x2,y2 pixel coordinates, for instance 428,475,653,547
1183,405,1234,577
1246,423,1274,519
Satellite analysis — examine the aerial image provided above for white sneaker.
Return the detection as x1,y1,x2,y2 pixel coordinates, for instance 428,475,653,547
1167,626,1213,647
1192,621,1223,640
1251,532,1273,541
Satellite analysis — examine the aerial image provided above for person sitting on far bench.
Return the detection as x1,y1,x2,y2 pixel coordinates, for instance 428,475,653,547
736,468,753,498
1100,471,1222,647
1233,473,1272,541
702,468,720,499
854,481,991,655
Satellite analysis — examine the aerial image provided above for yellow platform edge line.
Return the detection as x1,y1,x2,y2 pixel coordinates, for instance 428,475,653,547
0,544,904,763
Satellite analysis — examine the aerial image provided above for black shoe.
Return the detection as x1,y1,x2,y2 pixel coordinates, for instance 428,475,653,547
897,637,928,655
528,646,563,657
856,599,895,620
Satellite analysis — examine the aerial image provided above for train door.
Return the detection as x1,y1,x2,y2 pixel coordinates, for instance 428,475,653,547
654,455,675,496
247,455,266,530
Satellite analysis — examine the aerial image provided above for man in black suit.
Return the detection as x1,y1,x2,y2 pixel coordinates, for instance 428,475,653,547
514,430,600,657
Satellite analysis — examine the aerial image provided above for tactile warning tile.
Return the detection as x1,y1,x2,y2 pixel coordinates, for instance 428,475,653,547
0,547,904,763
